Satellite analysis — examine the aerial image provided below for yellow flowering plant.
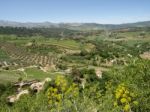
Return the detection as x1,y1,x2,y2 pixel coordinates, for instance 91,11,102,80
46,75,79,110
114,83,139,112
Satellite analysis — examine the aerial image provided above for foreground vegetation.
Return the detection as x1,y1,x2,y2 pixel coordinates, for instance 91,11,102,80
0,59,149,112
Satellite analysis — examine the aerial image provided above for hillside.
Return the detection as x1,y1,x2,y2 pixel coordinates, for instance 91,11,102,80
0,20,150,30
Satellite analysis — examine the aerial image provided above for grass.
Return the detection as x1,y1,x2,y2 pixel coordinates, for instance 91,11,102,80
0,70,21,83
1,35,94,51
6,36,81,50
41,38,80,50
25,68,52,80
0,67,59,83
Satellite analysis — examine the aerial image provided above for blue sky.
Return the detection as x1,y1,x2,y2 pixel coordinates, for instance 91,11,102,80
0,0,150,24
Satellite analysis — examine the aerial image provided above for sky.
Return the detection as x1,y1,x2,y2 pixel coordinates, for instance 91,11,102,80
0,0,150,24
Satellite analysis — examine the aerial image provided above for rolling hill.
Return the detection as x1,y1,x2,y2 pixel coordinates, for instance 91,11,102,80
0,20,150,30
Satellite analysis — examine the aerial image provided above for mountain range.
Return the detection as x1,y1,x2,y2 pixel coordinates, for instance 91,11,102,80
0,20,150,30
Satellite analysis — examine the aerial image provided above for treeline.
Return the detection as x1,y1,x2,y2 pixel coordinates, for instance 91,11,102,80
113,27,150,33
0,26,77,38
0,26,103,38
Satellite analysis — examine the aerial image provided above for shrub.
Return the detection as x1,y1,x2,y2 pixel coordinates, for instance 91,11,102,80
46,75,79,111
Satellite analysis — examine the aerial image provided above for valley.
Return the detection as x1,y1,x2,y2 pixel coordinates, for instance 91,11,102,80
0,25,150,112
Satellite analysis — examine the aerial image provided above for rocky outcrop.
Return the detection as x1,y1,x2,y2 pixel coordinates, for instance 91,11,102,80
14,80,39,88
140,52,150,60
95,69,102,78
7,78,51,103
7,90,29,103
30,82,44,92
30,78,51,92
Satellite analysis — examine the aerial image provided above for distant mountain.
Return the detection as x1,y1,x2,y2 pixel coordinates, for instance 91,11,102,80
0,20,150,30
0,20,58,28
